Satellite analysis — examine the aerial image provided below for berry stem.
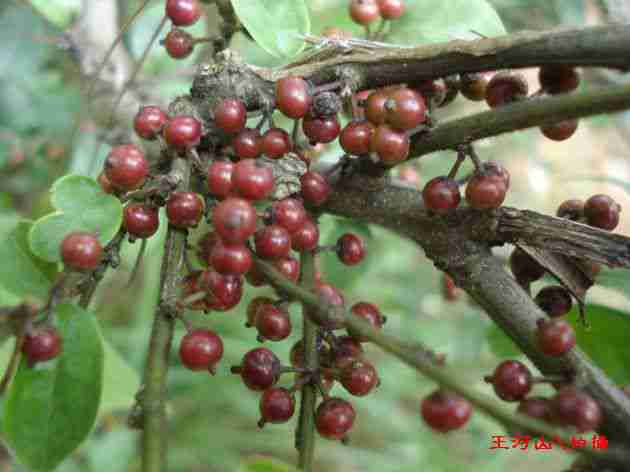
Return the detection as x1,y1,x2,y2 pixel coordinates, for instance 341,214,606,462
447,147,467,180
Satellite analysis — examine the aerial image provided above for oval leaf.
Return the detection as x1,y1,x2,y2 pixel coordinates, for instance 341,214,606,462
29,175,122,262
231,0,310,58
100,340,140,415
3,303,104,471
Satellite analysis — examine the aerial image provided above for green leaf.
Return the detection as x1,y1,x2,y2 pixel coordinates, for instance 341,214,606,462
4,303,104,471
597,268,630,298
230,0,310,58
99,341,140,415
238,456,298,472
29,175,122,262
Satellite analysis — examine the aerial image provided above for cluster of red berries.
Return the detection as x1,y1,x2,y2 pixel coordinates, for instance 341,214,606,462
349,0,405,25
162,0,203,59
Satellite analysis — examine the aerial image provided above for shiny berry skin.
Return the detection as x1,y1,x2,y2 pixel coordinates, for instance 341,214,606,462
485,72,529,108
485,360,532,402
255,304,292,341
134,106,168,140
302,115,341,146
460,72,489,102
535,285,573,317
22,326,62,365
517,396,552,422
166,191,204,228
370,124,409,165
551,387,602,432
261,128,291,159
377,0,405,19
537,318,576,356
584,194,621,231
415,79,447,108
509,248,545,284
97,171,114,194
483,160,510,189
336,233,366,266
465,173,507,210
421,390,472,433
203,270,243,311
340,121,374,155
300,171,331,206
163,115,202,151
206,160,234,198
232,128,262,159
348,302,384,342
275,76,312,120
60,232,103,271
165,0,202,26
259,387,295,425
255,224,292,259
422,176,461,213
539,65,580,94
340,360,379,396
163,28,194,59
349,0,380,24
246,296,274,327
181,270,211,310
239,347,281,391
270,198,307,233
179,329,223,373
315,398,356,440
214,99,247,134
232,159,274,201
365,90,389,125
385,88,426,130
209,241,252,275
540,119,578,141
556,199,584,221
123,203,159,238
332,335,364,370
273,256,300,283
317,283,345,307
104,144,149,191
291,218,320,251
212,197,257,244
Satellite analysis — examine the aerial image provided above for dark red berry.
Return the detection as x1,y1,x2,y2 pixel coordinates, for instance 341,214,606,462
540,119,578,141
163,115,202,151
336,233,366,266
123,203,159,238
261,128,291,159
300,171,331,206
239,347,281,391
275,76,312,120
246,263,267,287
255,224,291,259
291,218,320,251
414,80,448,108
273,256,300,283
270,198,307,233
365,90,389,125
348,302,383,342
97,171,114,194
422,176,461,213
584,194,621,231
209,241,252,275
181,270,211,310
104,144,148,191
214,99,247,134
384,88,426,130
485,360,532,402
206,160,234,198
377,0,405,19
352,89,371,120
550,387,602,432
196,231,220,265
22,326,62,365
179,329,223,373
332,335,364,369
509,248,545,284
201,269,244,311
517,396,552,422
134,106,168,140
232,159,274,201
537,318,576,356
166,191,204,228
535,285,573,317
60,232,103,271
340,121,374,156
315,397,356,440
340,360,379,396
556,199,584,221
246,296,274,327
163,28,194,59
460,73,489,102
302,114,341,144
165,0,202,26
212,197,257,244
539,65,580,95
465,173,507,210
421,390,472,433
259,387,295,425
232,128,262,159
370,124,409,165
483,161,510,189
485,72,529,108
255,304,292,341
317,283,345,308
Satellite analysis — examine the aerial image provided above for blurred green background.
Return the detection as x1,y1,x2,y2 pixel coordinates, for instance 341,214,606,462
1,0,629,471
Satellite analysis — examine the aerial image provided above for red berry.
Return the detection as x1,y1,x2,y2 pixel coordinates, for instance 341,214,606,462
377,0,405,19
232,159,274,201
214,99,247,134
273,256,300,283
104,144,149,191
196,231,220,265
60,232,103,271
485,72,529,108
465,173,507,210
97,171,114,194
422,176,461,213
179,329,223,373
246,296,274,327
370,124,409,165
385,88,426,130
166,191,204,228
259,387,295,425
255,224,292,259
332,335,364,369
246,263,267,287
556,199,584,221
123,203,160,238
340,360,379,396
421,390,472,433
203,270,244,311
206,160,234,198
22,326,62,365
349,0,380,25
275,76,312,120
336,233,366,266
485,360,532,402
460,73,489,102
291,218,320,251
209,241,252,275
539,65,580,95
315,398,356,440
483,161,511,189
212,197,257,244
348,302,383,342
270,198,307,233
165,0,202,26
352,89,372,120
181,270,211,310
163,115,202,151
509,248,545,284
584,194,621,231
535,285,573,317
261,128,291,159
163,28,194,59
414,79,448,108
134,106,168,140
300,171,331,206
238,347,281,391
255,304,292,341
540,119,578,141
365,90,390,125
537,318,576,356
232,128,262,159
317,283,345,308
517,396,552,422
302,114,341,144
550,387,602,432
340,121,374,155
